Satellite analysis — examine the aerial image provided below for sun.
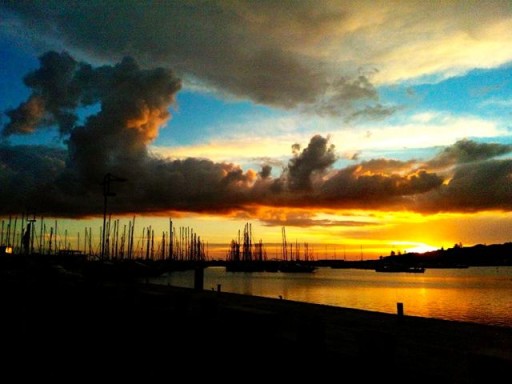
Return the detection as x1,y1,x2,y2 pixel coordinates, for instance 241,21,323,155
406,243,439,254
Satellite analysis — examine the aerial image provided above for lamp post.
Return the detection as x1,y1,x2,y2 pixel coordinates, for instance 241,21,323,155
101,173,126,260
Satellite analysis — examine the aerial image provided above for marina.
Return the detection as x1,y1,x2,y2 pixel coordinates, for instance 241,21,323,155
3,3,512,380
2,214,512,327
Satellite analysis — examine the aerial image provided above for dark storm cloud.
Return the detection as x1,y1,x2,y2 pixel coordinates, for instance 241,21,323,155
428,139,512,168
287,135,336,191
0,142,260,217
301,141,512,213
0,145,69,214
3,51,182,141
0,52,275,216
3,96,46,136
319,165,444,208
2,52,512,217
1,1,392,118
3,51,100,137
421,160,512,212
259,165,272,179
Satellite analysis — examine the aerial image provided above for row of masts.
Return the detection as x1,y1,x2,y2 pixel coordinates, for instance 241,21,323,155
227,223,267,262
0,215,207,262
281,226,313,262
227,224,314,262
2,216,319,262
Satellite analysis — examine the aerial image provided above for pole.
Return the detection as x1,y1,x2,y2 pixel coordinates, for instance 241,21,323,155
397,302,404,317
100,173,126,260
101,181,108,259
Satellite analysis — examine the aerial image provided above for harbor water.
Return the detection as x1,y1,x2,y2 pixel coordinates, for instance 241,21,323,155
150,266,512,328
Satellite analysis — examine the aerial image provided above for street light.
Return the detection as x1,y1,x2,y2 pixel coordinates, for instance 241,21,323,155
101,173,126,260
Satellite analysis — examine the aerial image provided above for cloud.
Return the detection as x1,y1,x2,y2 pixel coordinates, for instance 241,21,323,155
3,96,46,136
2,52,512,218
421,160,512,213
428,139,512,169
3,1,512,118
4,51,84,136
287,135,336,191
259,165,272,179
357,159,419,174
0,1,403,118
346,103,399,121
257,210,376,228
0,144,68,213
311,75,397,119
3,51,181,141
319,164,444,209
157,109,506,171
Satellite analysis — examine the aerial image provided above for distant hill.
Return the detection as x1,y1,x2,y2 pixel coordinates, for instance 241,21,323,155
383,242,512,268
317,242,512,269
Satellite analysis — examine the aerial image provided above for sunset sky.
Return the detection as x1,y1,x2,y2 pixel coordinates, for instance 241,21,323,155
1,1,512,259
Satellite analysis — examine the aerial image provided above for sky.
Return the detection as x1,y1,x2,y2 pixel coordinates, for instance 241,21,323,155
1,1,512,259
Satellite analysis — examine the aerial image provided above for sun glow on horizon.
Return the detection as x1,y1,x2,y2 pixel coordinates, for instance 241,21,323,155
405,243,439,254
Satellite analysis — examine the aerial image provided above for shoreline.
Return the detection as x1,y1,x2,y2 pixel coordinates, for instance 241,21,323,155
2,266,511,380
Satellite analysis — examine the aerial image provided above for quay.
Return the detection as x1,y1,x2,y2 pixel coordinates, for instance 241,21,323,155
1,262,510,382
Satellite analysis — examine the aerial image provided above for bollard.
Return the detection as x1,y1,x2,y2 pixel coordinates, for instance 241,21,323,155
194,267,204,291
397,302,404,317
217,284,221,292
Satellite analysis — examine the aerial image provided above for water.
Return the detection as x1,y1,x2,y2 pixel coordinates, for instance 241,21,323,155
150,266,512,328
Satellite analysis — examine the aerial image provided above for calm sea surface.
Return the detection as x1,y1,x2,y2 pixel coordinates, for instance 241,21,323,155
150,266,512,328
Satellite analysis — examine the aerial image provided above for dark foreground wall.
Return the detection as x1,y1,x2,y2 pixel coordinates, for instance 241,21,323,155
1,267,510,382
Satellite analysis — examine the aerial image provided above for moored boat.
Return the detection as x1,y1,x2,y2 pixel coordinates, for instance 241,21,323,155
375,264,425,273
279,262,316,273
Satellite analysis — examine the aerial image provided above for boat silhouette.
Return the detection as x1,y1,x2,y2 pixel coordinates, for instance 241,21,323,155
375,264,425,273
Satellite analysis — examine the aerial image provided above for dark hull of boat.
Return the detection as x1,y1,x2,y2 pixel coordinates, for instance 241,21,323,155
279,262,316,273
375,265,425,273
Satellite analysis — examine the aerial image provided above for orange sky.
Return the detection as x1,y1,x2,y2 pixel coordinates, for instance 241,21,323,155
14,208,509,261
